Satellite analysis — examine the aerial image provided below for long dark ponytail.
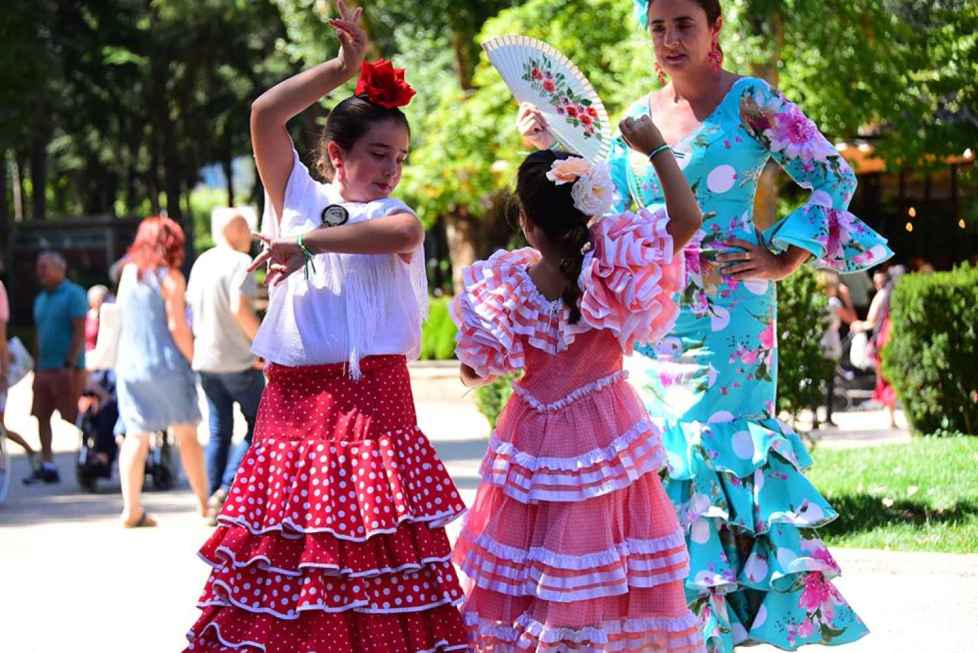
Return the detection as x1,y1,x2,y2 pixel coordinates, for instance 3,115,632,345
516,150,591,324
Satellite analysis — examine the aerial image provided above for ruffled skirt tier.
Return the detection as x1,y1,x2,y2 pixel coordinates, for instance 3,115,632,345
185,356,469,653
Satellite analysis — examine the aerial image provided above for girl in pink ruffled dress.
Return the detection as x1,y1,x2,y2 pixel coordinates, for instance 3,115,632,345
450,115,707,653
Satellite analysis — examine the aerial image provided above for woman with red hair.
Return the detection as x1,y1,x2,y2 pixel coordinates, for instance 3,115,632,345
115,215,208,527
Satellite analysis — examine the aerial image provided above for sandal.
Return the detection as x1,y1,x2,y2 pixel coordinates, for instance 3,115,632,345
122,511,158,528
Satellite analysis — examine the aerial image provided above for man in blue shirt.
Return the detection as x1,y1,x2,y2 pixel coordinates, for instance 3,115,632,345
25,251,87,484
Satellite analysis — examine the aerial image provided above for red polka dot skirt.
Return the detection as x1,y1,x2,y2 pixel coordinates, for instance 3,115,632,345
185,355,470,652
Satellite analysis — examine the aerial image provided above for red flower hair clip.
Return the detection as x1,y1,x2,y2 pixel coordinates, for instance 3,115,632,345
355,59,416,109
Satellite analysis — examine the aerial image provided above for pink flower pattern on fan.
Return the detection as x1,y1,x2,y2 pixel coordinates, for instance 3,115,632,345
522,54,602,139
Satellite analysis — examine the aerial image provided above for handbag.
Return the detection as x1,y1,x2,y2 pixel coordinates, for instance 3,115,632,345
6,336,33,387
848,331,873,371
86,302,121,371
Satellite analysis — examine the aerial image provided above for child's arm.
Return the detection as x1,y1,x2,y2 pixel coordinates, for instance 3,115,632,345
251,0,367,223
294,214,423,256
619,116,703,253
249,214,424,285
459,363,493,389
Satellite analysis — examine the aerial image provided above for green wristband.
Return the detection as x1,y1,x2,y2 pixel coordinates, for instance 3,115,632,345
648,143,672,162
297,233,317,280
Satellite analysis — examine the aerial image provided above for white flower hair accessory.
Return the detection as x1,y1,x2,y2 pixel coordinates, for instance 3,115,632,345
547,156,615,217
545,157,615,217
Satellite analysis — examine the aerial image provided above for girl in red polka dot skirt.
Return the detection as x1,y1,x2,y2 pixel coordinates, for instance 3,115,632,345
450,120,708,651
183,3,468,651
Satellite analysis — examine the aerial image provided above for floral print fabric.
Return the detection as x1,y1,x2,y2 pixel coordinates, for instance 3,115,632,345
607,77,890,651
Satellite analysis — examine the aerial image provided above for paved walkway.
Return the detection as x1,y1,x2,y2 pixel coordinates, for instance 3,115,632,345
1,368,974,652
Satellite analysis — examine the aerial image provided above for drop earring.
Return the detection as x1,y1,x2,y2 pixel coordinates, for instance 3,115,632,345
655,62,667,86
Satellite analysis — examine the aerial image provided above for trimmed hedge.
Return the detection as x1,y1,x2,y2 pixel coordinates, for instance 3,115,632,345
419,297,459,361
776,266,834,421
475,373,520,429
883,264,978,436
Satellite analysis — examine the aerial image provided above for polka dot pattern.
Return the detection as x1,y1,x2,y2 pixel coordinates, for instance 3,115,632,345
187,604,470,653
185,356,469,652
197,559,463,618
200,522,452,579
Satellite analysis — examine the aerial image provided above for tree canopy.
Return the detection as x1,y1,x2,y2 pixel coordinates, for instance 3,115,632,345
1,0,974,276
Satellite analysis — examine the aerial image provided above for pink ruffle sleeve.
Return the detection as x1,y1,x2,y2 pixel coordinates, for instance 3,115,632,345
578,208,684,353
450,248,542,378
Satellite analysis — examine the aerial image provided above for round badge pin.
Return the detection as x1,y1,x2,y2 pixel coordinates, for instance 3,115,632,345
321,204,350,227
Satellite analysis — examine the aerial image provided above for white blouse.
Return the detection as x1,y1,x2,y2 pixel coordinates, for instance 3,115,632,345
252,150,428,376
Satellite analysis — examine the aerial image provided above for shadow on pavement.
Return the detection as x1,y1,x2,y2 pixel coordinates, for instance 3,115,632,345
0,450,192,527
428,437,488,491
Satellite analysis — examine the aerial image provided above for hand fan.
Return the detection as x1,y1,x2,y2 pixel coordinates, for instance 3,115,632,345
482,35,611,163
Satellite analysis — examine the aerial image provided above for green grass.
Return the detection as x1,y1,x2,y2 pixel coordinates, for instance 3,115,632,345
808,437,978,553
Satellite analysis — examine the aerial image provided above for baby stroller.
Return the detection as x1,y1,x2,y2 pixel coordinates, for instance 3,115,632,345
826,332,878,417
76,370,177,493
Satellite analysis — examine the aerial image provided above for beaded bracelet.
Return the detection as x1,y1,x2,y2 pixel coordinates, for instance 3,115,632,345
297,232,317,281
647,143,672,162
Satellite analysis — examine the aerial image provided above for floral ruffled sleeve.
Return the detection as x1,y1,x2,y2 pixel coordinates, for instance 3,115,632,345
740,80,893,272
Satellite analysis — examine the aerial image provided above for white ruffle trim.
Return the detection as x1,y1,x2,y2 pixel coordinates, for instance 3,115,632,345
487,419,660,472
188,622,266,651
464,611,705,649
470,530,687,570
465,566,689,602
512,371,627,413
217,506,464,543
200,585,462,621
487,446,667,504
201,547,454,580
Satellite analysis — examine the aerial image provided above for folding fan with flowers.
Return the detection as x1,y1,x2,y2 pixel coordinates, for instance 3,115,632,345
482,35,612,164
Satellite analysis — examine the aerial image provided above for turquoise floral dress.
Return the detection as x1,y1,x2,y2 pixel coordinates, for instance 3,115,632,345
608,77,892,652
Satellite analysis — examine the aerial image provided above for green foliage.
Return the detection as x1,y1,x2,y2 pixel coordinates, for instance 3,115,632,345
776,266,833,421
807,437,978,553
189,186,232,252
399,0,650,230
419,297,458,361
475,373,520,429
883,264,978,436
723,0,978,168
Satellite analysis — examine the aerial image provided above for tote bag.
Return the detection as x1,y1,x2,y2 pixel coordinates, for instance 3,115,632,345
85,303,121,371
6,337,33,387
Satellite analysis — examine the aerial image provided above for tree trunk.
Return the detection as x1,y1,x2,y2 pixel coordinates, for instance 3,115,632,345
0,149,8,257
30,127,49,221
443,209,479,295
10,153,24,222
126,116,140,213
223,131,235,207
451,30,474,91
750,5,785,230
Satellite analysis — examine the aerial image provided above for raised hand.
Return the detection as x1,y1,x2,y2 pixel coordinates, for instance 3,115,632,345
517,102,555,150
249,233,307,287
619,115,667,157
331,0,367,77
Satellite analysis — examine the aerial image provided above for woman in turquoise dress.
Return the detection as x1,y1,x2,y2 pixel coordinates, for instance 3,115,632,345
517,0,893,650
